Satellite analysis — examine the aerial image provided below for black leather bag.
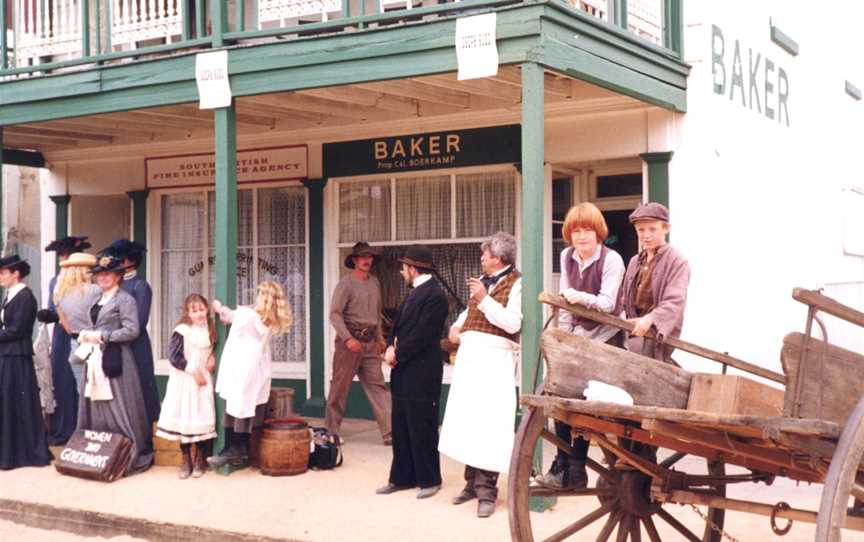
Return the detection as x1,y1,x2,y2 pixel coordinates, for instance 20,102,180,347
308,427,343,470
101,343,123,378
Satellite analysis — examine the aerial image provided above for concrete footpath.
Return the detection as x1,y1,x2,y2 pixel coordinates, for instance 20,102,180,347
0,418,835,541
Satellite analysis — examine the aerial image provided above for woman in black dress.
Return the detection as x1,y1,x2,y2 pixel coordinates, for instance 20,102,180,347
0,255,52,470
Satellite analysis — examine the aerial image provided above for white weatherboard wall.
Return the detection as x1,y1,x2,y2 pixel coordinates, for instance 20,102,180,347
669,2,864,376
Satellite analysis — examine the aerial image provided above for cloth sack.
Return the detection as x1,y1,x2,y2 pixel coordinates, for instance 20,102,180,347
76,341,113,401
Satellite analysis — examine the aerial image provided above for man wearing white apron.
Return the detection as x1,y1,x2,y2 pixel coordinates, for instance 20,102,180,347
439,232,522,518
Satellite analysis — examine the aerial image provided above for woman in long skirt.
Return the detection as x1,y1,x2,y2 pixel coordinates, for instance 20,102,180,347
76,255,154,474
0,255,52,470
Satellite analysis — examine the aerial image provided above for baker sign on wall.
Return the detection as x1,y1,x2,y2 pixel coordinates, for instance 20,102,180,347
455,13,498,80
195,50,233,109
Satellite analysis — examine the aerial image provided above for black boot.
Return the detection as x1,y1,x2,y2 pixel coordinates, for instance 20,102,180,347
207,430,247,468
178,444,192,480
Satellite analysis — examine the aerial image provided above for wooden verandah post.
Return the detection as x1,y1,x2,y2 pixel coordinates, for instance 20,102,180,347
213,104,238,454
520,62,548,510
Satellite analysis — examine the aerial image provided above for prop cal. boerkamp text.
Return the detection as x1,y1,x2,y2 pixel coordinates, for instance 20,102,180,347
55,430,133,482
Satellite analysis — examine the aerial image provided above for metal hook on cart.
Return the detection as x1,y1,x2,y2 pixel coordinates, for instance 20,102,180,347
770,501,793,535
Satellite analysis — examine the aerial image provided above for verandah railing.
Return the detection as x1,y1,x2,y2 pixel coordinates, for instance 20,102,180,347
0,0,683,78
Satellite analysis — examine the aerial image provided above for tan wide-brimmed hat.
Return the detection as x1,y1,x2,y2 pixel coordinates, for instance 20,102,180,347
60,252,97,268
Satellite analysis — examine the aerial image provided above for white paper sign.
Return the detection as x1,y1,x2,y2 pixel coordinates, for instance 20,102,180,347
195,51,232,109
455,13,498,81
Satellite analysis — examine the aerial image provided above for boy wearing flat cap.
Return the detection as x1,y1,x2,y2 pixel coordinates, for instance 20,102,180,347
619,202,690,362
325,241,392,445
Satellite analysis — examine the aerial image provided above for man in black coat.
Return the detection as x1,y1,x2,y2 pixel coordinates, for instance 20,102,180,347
376,245,449,499
0,255,52,469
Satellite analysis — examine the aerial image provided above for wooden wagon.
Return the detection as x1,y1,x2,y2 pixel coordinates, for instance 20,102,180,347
508,288,864,541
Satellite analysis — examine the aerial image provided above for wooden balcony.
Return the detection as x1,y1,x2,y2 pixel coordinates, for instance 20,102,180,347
0,0,681,77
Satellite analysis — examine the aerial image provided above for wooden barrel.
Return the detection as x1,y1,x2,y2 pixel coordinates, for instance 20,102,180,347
265,387,295,419
258,418,310,476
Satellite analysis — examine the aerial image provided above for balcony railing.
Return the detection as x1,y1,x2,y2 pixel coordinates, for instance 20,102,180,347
0,0,682,78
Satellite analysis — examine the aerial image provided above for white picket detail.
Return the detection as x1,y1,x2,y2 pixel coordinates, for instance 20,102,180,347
15,0,83,65
111,0,183,48
258,0,342,28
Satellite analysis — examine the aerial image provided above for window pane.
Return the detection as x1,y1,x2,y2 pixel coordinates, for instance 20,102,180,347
207,248,256,308
260,246,306,363
208,189,253,248
346,243,482,334
339,180,391,242
596,173,642,198
258,186,306,245
455,171,516,237
552,239,567,274
552,177,573,221
160,250,204,358
395,175,451,240
628,0,663,46
162,193,204,250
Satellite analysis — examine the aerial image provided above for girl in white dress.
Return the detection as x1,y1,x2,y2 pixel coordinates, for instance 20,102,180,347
208,281,293,468
155,294,217,479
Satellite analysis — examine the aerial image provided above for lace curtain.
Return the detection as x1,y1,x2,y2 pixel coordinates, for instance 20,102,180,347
161,186,307,364
456,171,516,237
395,175,450,240
339,179,390,242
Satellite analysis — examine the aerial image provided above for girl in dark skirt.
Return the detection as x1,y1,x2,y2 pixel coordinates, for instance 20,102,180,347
0,255,52,470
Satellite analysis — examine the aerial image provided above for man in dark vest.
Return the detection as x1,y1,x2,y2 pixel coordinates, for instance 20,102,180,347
376,245,449,500
439,232,522,518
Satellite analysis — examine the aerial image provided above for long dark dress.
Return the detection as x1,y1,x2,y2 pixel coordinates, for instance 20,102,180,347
0,286,52,469
121,273,160,424
45,275,79,445
77,289,154,474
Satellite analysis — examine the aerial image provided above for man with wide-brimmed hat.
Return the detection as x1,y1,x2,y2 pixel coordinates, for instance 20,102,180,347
38,235,92,445
619,202,690,362
325,241,392,444
376,245,449,500
0,254,52,469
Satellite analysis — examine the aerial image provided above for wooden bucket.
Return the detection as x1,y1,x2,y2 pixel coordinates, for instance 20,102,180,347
258,418,310,476
265,387,295,419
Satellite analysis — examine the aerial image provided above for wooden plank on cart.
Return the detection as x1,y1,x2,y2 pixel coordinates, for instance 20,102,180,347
541,327,692,408
781,332,864,428
687,373,784,417
539,292,786,384
521,395,841,438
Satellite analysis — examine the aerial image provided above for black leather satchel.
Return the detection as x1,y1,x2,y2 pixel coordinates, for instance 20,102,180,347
101,343,123,378
308,427,343,470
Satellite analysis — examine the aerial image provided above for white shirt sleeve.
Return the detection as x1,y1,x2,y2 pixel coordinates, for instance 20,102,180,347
577,251,625,314
452,307,469,330
476,277,523,334
557,250,574,331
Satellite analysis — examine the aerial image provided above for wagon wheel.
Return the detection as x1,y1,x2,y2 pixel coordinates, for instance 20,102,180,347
816,394,864,541
509,400,726,542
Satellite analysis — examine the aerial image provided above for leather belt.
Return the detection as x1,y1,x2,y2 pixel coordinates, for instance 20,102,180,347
347,326,377,342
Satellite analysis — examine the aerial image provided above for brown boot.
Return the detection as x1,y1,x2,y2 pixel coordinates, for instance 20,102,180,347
192,442,209,478
178,446,192,480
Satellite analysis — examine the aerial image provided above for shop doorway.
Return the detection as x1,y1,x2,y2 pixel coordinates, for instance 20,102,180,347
550,158,643,290
70,195,131,255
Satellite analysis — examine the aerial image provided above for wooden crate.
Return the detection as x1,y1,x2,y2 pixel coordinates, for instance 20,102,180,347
687,373,784,417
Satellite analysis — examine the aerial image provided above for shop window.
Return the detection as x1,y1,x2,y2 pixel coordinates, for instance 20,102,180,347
596,173,642,198
551,176,573,274
158,185,307,369
335,169,516,331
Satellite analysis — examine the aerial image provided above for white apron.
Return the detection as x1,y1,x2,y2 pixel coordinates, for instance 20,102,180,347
438,330,519,474
215,307,273,419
